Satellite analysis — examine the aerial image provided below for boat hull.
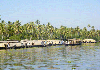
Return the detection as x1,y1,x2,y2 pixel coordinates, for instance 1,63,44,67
65,43,81,46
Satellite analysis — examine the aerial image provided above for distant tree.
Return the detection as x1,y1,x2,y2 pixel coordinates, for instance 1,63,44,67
35,20,40,24
87,24,91,28
0,16,100,41
0,20,6,40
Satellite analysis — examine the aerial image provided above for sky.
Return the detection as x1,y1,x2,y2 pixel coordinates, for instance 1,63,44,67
0,0,100,30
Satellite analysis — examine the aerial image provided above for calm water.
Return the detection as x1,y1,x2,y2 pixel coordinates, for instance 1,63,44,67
0,43,100,70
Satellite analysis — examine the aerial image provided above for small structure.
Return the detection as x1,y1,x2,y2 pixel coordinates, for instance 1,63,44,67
83,39,96,43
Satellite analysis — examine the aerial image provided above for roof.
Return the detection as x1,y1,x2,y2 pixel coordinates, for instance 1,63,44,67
66,39,81,41
0,41,19,43
83,39,96,42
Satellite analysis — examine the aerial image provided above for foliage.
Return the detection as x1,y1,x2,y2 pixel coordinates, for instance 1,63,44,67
0,16,100,41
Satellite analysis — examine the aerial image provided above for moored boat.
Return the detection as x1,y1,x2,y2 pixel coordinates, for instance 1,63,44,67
82,39,96,43
65,39,82,46
0,40,22,49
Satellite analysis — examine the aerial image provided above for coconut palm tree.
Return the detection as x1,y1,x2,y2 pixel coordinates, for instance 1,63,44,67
7,21,15,38
0,20,6,40
87,24,91,28
14,20,21,35
35,20,40,24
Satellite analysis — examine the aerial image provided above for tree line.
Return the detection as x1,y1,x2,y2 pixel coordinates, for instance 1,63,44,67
0,16,100,41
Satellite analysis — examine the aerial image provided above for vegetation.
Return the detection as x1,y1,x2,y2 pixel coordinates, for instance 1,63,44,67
0,16,100,41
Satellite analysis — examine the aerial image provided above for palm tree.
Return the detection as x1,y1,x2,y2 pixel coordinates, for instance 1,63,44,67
14,20,21,35
35,20,40,24
87,24,91,31
82,27,87,39
91,26,95,31
7,21,15,38
0,15,1,20
0,20,5,40
87,24,91,28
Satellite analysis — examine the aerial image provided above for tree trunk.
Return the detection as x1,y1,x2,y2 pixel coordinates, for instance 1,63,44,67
2,33,3,40
2,35,3,40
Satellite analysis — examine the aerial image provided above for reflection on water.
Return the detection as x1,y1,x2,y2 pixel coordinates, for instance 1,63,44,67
0,44,100,70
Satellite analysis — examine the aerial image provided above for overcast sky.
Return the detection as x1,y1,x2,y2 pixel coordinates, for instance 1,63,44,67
0,0,100,30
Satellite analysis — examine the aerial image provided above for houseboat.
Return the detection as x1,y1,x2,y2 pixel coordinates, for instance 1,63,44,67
46,40,64,46
20,39,46,47
65,39,82,46
82,39,96,43
32,40,46,47
0,40,22,49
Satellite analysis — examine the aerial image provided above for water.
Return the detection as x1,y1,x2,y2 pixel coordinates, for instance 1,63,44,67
0,43,100,70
